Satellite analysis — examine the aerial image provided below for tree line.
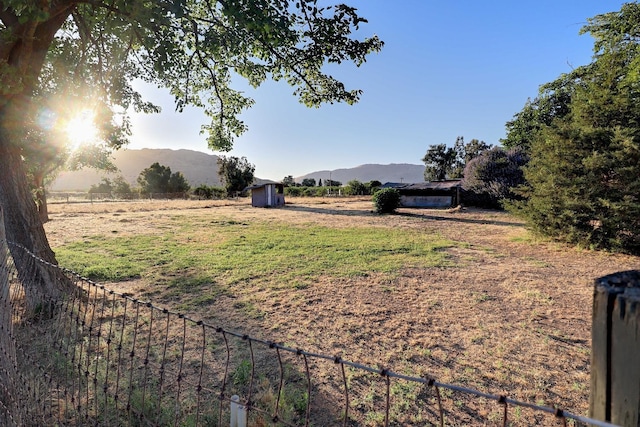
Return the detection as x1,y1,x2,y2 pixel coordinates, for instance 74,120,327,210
86,155,258,199
419,3,640,254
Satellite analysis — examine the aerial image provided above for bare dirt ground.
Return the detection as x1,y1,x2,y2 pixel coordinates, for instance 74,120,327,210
45,197,639,425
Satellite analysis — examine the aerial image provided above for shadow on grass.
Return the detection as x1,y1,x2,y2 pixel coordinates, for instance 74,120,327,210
285,203,525,228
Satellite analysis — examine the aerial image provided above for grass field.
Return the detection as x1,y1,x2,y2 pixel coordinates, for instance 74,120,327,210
44,197,639,425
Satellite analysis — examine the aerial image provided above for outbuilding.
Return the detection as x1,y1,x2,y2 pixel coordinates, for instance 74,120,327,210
381,180,461,208
247,183,285,207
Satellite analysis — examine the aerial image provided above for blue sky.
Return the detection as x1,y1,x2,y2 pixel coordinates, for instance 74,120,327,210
127,1,627,181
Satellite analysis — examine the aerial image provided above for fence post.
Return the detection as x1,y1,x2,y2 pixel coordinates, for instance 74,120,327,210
590,270,640,426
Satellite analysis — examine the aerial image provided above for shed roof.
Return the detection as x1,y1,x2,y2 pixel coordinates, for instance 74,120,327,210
246,182,284,190
381,180,461,191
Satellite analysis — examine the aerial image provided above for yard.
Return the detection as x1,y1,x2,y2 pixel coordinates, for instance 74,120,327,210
43,197,639,425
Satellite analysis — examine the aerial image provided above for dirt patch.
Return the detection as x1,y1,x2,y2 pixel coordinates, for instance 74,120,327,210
45,197,639,423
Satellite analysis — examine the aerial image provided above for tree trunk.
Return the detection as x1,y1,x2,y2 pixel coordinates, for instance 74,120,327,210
33,172,49,224
0,206,21,426
0,108,72,304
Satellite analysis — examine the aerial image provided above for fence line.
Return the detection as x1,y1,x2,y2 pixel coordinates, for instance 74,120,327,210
0,238,619,426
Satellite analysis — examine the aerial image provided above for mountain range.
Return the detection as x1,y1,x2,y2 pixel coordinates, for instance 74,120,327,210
50,148,426,191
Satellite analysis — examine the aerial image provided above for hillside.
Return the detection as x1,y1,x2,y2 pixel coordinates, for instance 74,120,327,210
295,163,425,185
51,148,222,191
50,149,427,191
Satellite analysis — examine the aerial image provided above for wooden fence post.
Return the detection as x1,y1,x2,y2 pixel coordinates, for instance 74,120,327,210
590,270,640,426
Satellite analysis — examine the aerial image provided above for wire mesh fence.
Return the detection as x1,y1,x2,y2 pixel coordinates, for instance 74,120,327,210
0,238,619,426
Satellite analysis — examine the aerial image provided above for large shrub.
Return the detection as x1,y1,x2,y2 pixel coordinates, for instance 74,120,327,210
461,147,528,208
373,188,400,214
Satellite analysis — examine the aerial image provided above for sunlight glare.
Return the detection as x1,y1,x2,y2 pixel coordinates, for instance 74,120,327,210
65,110,99,150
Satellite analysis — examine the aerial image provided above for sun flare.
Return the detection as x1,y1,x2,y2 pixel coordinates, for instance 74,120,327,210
65,110,99,150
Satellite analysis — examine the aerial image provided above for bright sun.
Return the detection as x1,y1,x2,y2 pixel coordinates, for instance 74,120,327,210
65,110,99,150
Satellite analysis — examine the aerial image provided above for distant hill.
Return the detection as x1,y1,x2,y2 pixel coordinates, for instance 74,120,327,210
50,149,426,191
51,148,223,191
295,163,425,185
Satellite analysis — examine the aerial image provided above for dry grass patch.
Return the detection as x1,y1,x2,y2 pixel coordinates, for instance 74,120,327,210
45,197,640,425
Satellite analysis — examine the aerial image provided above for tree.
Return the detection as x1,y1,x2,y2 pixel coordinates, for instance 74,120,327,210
461,147,528,208
423,137,492,181
366,180,382,193
88,178,115,194
217,156,255,196
510,3,640,253
112,176,133,195
422,143,457,181
301,178,316,187
282,175,295,187
168,172,190,193
0,1,383,298
345,179,367,195
137,163,171,194
137,163,190,194
501,79,574,152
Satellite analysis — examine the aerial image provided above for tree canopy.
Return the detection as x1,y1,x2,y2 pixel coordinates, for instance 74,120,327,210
422,137,491,181
137,162,190,194
509,2,640,253
0,0,383,296
217,155,255,195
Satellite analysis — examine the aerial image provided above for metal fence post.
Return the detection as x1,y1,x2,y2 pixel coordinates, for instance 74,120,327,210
590,270,640,426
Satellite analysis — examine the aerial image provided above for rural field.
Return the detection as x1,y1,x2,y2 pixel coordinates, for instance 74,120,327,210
44,197,639,425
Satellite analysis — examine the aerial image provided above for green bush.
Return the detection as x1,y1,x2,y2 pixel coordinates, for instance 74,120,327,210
373,188,400,214
285,187,302,197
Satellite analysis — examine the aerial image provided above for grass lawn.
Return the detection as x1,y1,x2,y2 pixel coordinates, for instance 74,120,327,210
44,197,640,425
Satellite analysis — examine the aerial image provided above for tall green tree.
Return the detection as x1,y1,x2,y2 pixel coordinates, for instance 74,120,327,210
301,178,316,187
217,156,255,195
423,137,491,181
422,143,457,181
137,162,190,194
511,2,640,253
282,175,295,186
0,0,383,295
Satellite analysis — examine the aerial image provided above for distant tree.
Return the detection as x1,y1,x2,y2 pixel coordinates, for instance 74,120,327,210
217,156,255,196
422,143,457,181
89,175,132,196
282,175,296,186
138,163,189,194
345,180,367,195
301,178,317,187
88,178,115,194
138,163,171,194
168,172,190,193
424,137,492,181
456,137,491,166
366,180,382,194
462,147,528,208
112,176,133,195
